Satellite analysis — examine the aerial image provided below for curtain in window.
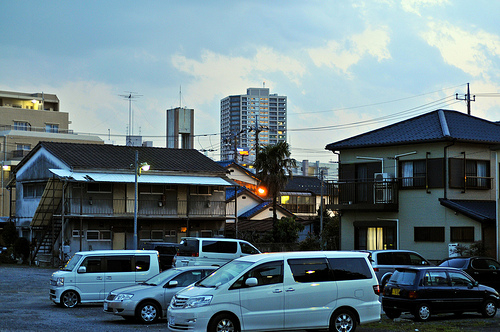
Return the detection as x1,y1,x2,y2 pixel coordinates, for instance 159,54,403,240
477,161,487,188
402,161,413,187
367,227,383,250
414,160,426,187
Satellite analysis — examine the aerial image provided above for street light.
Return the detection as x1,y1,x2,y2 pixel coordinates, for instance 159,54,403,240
133,150,150,250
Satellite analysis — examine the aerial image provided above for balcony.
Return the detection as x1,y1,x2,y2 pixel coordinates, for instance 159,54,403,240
326,180,399,212
62,198,231,218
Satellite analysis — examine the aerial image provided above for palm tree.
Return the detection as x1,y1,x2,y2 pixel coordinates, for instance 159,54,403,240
253,141,296,241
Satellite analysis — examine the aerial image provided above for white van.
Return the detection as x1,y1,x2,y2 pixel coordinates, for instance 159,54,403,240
167,251,381,332
49,250,160,308
172,237,260,268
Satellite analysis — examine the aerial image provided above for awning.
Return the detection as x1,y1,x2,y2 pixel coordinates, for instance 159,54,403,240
49,169,233,186
280,192,313,196
31,178,63,227
439,199,495,224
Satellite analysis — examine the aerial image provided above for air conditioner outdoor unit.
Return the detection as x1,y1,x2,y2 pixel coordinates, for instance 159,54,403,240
374,173,392,182
374,173,393,203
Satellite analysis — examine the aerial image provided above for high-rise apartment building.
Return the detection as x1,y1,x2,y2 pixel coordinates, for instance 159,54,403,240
220,88,287,163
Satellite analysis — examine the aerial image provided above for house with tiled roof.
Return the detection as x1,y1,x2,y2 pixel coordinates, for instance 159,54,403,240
12,142,235,264
325,109,500,261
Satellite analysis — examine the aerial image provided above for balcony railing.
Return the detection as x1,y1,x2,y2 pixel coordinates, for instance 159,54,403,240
63,198,230,218
326,180,398,211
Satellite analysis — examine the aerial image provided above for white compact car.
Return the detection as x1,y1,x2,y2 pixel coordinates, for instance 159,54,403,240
167,251,381,332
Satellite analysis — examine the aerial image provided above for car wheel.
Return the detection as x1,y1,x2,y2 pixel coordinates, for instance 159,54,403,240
136,301,160,324
60,290,79,308
208,313,240,332
384,309,401,320
414,303,431,321
380,275,391,291
330,309,357,332
481,299,497,318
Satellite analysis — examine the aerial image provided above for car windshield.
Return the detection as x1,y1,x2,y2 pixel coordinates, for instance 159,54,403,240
62,254,82,271
198,260,253,288
390,270,417,286
143,268,184,286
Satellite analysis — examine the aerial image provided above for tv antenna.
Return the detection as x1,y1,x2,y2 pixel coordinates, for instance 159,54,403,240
119,92,142,136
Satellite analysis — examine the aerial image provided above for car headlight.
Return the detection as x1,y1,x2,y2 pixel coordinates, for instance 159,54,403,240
185,296,213,308
56,277,64,286
114,293,134,301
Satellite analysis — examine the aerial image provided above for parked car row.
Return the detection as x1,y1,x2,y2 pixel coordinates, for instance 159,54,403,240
49,243,500,330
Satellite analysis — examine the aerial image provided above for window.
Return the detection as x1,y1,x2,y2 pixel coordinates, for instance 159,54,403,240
45,123,59,133
288,258,331,283
23,183,46,198
450,227,474,242
450,158,490,189
17,144,30,150
192,186,211,195
139,184,164,194
424,271,448,286
355,225,395,250
414,227,445,242
106,256,133,272
240,242,260,255
72,230,82,238
151,230,163,240
87,230,111,241
80,257,103,273
232,261,283,289
14,121,29,131
202,240,237,254
87,183,112,193
401,160,426,188
328,258,371,280
135,255,151,271
449,271,472,287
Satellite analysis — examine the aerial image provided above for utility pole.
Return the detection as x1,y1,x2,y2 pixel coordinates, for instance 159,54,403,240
456,83,475,115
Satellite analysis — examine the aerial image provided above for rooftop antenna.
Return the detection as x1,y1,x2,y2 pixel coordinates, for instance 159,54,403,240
119,92,142,136
179,85,182,108
263,81,265,88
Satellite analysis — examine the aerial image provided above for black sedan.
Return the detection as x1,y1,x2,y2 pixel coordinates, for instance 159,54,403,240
439,256,500,292
382,266,499,321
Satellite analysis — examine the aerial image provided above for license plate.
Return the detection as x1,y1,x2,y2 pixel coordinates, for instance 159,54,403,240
391,288,400,296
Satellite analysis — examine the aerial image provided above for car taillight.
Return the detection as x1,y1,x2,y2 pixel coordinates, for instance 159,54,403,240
373,268,379,272
192,253,199,257
408,290,417,299
373,285,381,295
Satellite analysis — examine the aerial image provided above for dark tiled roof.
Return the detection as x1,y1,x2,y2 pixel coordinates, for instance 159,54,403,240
284,176,322,195
28,142,226,173
240,201,273,218
326,110,500,151
225,186,249,200
439,199,495,223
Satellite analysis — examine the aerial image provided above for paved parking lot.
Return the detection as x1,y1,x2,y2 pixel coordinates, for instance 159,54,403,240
0,264,499,331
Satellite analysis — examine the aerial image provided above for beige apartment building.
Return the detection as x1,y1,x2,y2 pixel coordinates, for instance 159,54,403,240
0,90,103,222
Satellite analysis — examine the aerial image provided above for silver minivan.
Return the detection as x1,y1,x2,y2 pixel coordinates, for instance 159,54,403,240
173,237,260,268
168,251,381,332
49,250,160,308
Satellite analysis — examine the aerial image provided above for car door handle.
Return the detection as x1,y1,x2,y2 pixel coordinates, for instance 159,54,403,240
96,276,102,280
286,288,295,292
273,289,282,293
106,276,112,280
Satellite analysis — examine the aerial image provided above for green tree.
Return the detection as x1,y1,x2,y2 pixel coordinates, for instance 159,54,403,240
254,142,296,241
275,217,304,243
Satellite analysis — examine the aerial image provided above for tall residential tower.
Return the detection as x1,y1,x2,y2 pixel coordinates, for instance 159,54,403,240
220,88,287,164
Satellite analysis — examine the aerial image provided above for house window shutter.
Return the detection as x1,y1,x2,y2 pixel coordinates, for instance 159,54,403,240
449,158,464,188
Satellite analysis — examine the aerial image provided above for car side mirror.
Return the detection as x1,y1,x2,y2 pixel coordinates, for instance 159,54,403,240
245,277,258,287
77,266,86,273
166,280,179,288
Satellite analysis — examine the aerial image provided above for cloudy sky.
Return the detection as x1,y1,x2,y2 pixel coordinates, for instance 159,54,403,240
2,0,500,163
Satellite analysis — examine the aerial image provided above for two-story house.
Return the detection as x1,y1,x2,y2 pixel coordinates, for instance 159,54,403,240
325,110,500,261
12,142,235,263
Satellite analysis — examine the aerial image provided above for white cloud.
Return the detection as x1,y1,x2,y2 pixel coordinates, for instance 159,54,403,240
307,27,391,76
421,21,500,78
401,0,450,16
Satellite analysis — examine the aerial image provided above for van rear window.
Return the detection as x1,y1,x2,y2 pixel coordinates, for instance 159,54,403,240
135,255,151,271
178,239,199,256
328,258,372,280
202,240,237,254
